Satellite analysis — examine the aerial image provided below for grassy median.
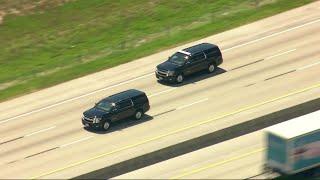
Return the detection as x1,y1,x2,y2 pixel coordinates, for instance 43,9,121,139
0,0,315,102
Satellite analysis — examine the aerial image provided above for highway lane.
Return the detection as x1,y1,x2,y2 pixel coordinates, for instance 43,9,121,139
1,1,320,119
0,2,320,178
114,130,268,179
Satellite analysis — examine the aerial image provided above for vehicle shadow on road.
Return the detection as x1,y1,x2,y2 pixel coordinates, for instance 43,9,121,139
84,114,154,134
157,67,227,87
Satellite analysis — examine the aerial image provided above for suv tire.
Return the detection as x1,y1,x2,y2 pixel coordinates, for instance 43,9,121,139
176,74,184,83
208,63,217,73
134,110,143,120
103,121,111,131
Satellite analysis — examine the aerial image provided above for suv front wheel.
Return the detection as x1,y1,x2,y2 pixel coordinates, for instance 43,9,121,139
103,121,111,130
176,74,184,83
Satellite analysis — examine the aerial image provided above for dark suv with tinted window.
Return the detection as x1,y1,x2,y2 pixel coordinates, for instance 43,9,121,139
82,89,150,131
155,43,223,83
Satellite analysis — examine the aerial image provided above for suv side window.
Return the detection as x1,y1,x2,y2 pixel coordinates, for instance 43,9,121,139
213,49,221,57
116,99,132,109
190,52,205,63
133,95,147,105
204,49,214,58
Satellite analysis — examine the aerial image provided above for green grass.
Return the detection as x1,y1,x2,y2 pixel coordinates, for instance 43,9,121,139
0,0,316,101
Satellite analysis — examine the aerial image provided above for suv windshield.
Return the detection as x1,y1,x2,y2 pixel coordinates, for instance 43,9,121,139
95,101,114,111
169,52,189,65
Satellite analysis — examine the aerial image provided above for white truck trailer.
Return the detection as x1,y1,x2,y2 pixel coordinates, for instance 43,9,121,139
265,110,320,176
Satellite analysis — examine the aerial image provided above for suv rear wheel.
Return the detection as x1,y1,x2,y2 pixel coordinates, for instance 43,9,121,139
134,110,143,120
208,63,217,73
176,74,184,83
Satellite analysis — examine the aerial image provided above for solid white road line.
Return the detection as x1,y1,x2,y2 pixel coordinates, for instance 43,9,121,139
176,98,209,110
60,136,93,148
297,61,320,70
264,49,296,60
2,18,319,124
149,88,177,98
222,18,320,52
24,126,56,137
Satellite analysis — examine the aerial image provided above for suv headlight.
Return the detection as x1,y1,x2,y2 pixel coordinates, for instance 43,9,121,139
168,71,175,76
93,116,101,123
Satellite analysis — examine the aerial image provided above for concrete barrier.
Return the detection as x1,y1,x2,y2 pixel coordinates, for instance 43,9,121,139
74,97,320,179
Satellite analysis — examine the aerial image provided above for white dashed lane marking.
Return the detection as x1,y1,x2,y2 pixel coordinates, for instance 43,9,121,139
264,49,296,60
149,88,177,98
25,126,56,137
60,136,94,148
297,61,320,70
177,98,209,110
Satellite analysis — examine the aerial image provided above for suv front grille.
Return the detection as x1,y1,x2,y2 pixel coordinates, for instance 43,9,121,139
83,116,94,123
157,69,168,76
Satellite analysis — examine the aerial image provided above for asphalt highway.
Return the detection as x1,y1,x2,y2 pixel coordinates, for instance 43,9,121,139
0,2,320,179
114,130,272,179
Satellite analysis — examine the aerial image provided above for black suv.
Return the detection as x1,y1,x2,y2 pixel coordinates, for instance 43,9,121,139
155,43,223,83
82,89,150,131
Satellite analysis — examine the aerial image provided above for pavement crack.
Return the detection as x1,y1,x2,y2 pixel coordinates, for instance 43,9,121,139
245,83,256,87
0,136,24,145
153,109,176,117
24,147,59,159
264,70,296,81
229,59,264,71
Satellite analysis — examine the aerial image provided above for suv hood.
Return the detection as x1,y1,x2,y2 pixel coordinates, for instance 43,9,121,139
83,107,109,119
157,61,181,71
